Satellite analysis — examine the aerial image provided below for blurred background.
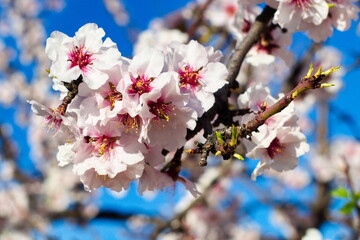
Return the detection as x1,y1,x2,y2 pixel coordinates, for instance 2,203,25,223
0,0,360,239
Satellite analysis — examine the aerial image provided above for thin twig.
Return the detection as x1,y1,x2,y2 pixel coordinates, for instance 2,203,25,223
187,0,215,40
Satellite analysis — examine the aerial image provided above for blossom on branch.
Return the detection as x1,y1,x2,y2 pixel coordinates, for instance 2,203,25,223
46,23,121,89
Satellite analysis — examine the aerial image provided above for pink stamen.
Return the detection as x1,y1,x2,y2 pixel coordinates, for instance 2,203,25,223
178,66,202,91
148,99,174,122
68,45,93,71
102,82,123,111
127,74,154,96
117,113,141,133
291,0,311,10
267,138,284,159
86,135,118,158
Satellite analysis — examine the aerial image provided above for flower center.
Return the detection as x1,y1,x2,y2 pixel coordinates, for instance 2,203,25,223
178,66,202,90
257,30,279,54
148,99,174,122
127,74,154,96
68,45,93,71
225,4,237,17
86,135,118,157
267,137,284,159
291,0,311,9
102,82,123,111
117,113,141,133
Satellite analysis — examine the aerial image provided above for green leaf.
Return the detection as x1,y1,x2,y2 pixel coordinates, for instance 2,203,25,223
331,186,349,198
215,131,225,145
353,192,360,201
340,201,356,215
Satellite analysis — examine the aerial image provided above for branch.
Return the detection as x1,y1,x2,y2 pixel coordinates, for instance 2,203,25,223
281,43,322,93
239,66,339,135
225,6,276,89
195,65,340,165
187,0,214,40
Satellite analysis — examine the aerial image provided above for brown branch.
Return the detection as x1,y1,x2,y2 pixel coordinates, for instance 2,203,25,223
239,67,337,136
194,66,339,165
187,0,215,40
58,75,83,114
161,147,184,181
281,43,322,93
225,6,276,89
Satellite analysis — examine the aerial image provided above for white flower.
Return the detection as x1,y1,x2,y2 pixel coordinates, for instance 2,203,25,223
245,126,309,180
46,23,121,89
246,27,293,67
165,40,228,117
204,0,238,27
122,48,164,117
28,100,74,135
273,0,329,32
305,0,359,42
139,72,197,151
73,62,127,127
59,121,146,192
229,3,261,40
134,28,188,55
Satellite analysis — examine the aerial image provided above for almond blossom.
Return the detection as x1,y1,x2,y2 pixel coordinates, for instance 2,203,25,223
28,100,72,135
165,40,228,117
57,121,146,192
245,26,293,67
272,0,329,32
46,23,121,89
122,48,164,117
72,62,127,127
139,72,197,150
133,27,188,54
203,0,238,27
303,0,359,42
246,126,309,180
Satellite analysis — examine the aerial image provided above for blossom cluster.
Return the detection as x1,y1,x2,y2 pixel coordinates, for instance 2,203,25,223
29,23,228,195
196,0,359,67
203,0,359,43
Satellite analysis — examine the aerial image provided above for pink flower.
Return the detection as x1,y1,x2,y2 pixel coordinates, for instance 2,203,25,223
273,0,329,32
138,164,200,197
165,40,228,117
122,48,164,117
304,0,359,42
73,63,127,127
246,27,293,66
245,126,309,179
139,72,197,151
46,23,121,89
28,100,74,135
59,121,146,192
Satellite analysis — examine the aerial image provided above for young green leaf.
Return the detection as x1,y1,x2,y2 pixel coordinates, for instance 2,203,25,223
331,186,349,198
